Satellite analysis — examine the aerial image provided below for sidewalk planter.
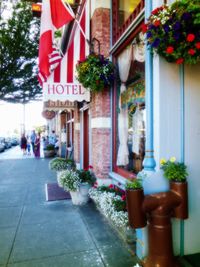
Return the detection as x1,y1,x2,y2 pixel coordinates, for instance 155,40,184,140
126,188,147,229
70,191,82,205
79,182,92,204
44,150,55,158
170,181,188,219
160,157,188,219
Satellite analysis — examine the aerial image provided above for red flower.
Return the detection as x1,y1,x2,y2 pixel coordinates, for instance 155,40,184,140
176,58,184,65
151,7,163,15
121,195,126,201
84,168,88,171
109,184,114,189
93,182,98,188
188,49,196,55
154,20,161,27
141,23,148,33
187,34,195,42
166,46,174,54
195,42,200,49
88,165,93,169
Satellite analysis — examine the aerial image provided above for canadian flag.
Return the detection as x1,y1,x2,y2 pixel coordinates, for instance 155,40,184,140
38,0,74,85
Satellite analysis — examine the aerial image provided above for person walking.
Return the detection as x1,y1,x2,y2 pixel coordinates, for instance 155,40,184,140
20,133,27,155
26,136,31,155
34,133,41,158
30,130,36,154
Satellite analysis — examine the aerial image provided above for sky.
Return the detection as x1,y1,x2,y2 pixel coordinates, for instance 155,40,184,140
0,101,46,137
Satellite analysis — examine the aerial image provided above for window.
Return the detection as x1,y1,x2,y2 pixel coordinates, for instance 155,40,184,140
118,0,141,28
114,32,145,176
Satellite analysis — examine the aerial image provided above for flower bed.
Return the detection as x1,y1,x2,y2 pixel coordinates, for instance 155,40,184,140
89,185,136,245
143,0,200,64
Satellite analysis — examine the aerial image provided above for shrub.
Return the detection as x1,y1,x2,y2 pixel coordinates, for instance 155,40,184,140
160,157,188,182
49,157,75,171
57,170,80,192
125,179,143,190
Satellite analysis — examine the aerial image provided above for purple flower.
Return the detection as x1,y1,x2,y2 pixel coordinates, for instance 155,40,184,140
147,31,152,38
163,24,170,33
151,38,160,48
173,22,181,31
174,32,181,40
149,24,156,30
182,12,192,21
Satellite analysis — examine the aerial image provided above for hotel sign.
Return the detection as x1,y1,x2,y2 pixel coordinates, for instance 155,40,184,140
43,83,90,102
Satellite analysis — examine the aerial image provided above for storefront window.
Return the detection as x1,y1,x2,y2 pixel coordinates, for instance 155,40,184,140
118,0,141,28
115,32,145,175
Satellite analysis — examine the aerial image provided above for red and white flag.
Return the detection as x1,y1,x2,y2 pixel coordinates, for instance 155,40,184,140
38,0,74,85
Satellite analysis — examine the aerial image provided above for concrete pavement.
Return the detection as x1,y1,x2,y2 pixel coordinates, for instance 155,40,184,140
0,146,139,267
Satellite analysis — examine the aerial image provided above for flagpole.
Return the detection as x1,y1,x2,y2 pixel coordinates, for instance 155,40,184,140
65,0,89,46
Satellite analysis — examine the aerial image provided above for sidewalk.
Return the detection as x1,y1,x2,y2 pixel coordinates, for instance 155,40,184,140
0,147,139,267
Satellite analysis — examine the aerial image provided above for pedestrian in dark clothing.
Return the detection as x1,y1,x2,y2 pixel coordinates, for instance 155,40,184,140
20,134,27,155
34,133,41,158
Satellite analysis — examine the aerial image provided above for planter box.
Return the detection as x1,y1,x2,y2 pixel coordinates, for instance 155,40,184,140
126,189,147,229
170,181,188,219
44,150,55,158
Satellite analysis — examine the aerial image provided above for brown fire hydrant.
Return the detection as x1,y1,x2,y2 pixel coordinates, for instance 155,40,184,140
142,189,187,267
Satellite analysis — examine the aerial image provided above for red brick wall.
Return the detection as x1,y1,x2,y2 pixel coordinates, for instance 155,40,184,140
90,8,111,179
92,129,111,179
91,90,111,179
91,8,110,57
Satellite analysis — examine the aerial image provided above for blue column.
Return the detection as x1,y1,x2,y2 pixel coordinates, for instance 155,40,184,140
179,64,185,256
143,0,156,171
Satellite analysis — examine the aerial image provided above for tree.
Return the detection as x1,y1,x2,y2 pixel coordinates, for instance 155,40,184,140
0,0,42,103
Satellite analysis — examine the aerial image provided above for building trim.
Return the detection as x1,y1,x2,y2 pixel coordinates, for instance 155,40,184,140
91,117,111,129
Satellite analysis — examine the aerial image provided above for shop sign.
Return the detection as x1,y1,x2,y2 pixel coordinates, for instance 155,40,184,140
42,110,56,120
43,83,90,102
32,3,42,12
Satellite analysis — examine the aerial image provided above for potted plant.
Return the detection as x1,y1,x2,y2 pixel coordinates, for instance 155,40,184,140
76,53,115,92
143,0,200,65
160,157,188,219
43,144,55,158
49,157,75,172
125,179,147,229
57,169,81,205
76,166,96,204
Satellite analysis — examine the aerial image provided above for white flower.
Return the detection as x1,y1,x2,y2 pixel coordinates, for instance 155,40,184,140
89,188,128,228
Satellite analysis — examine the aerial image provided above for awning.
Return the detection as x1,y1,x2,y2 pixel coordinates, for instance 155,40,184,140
43,100,76,112
43,1,90,103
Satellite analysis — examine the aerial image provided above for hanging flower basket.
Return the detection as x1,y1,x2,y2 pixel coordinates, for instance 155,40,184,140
143,0,200,65
76,53,115,92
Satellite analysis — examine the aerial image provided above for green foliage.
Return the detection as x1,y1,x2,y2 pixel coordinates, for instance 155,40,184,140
96,185,124,196
0,1,41,103
125,179,143,190
76,169,96,185
57,170,80,192
144,0,200,65
160,158,188,182
112,198,126,212
76,53,115,92
49,157,75,171
44,144,55,151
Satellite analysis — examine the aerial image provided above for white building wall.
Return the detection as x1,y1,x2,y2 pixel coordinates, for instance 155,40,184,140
153,53,200,255
184,64,200,254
